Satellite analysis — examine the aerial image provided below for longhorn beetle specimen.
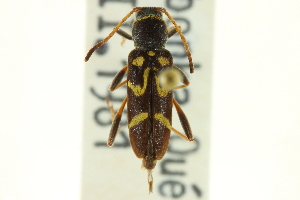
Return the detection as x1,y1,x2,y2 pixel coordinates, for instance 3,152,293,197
85,7,194,193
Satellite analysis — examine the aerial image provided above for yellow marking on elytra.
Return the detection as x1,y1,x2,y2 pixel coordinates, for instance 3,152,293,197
129,113,148,128
154,113,171,129
147,51,156,56
132,57,145,66
158,57,170,66
128,68,150,96
155,75,169,97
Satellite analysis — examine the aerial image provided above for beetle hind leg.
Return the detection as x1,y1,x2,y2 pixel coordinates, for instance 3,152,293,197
107,97,128,146
172,98,194,141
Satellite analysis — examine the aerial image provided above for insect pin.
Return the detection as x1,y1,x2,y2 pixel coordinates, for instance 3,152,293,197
85,7,195,193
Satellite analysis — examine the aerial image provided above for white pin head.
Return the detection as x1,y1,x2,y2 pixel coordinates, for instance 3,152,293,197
159,68,182,90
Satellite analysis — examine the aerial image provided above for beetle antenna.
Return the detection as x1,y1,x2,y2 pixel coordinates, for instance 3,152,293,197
84,7,143,62
156,7,194,73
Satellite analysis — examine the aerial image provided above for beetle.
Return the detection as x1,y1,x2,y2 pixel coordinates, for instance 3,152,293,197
85,7,194,193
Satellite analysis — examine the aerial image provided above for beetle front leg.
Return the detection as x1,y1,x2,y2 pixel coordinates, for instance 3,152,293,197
107,97,128,146
167,26,181,38
117,29,133,46
117,29,133,40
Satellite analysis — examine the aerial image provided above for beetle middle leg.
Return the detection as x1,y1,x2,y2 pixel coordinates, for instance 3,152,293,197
109,65,128,91
107,65,129,146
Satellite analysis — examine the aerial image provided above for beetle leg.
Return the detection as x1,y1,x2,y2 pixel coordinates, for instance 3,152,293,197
85,7,143,62
106,98,115,120
106,98,122,139
172,98,194,141
107,65,128,146
109,65,128,91
167,26,181,38
117,29,133,40
117,29,133,46
114,80,127,91
107,97,128,146
169,126,189,141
